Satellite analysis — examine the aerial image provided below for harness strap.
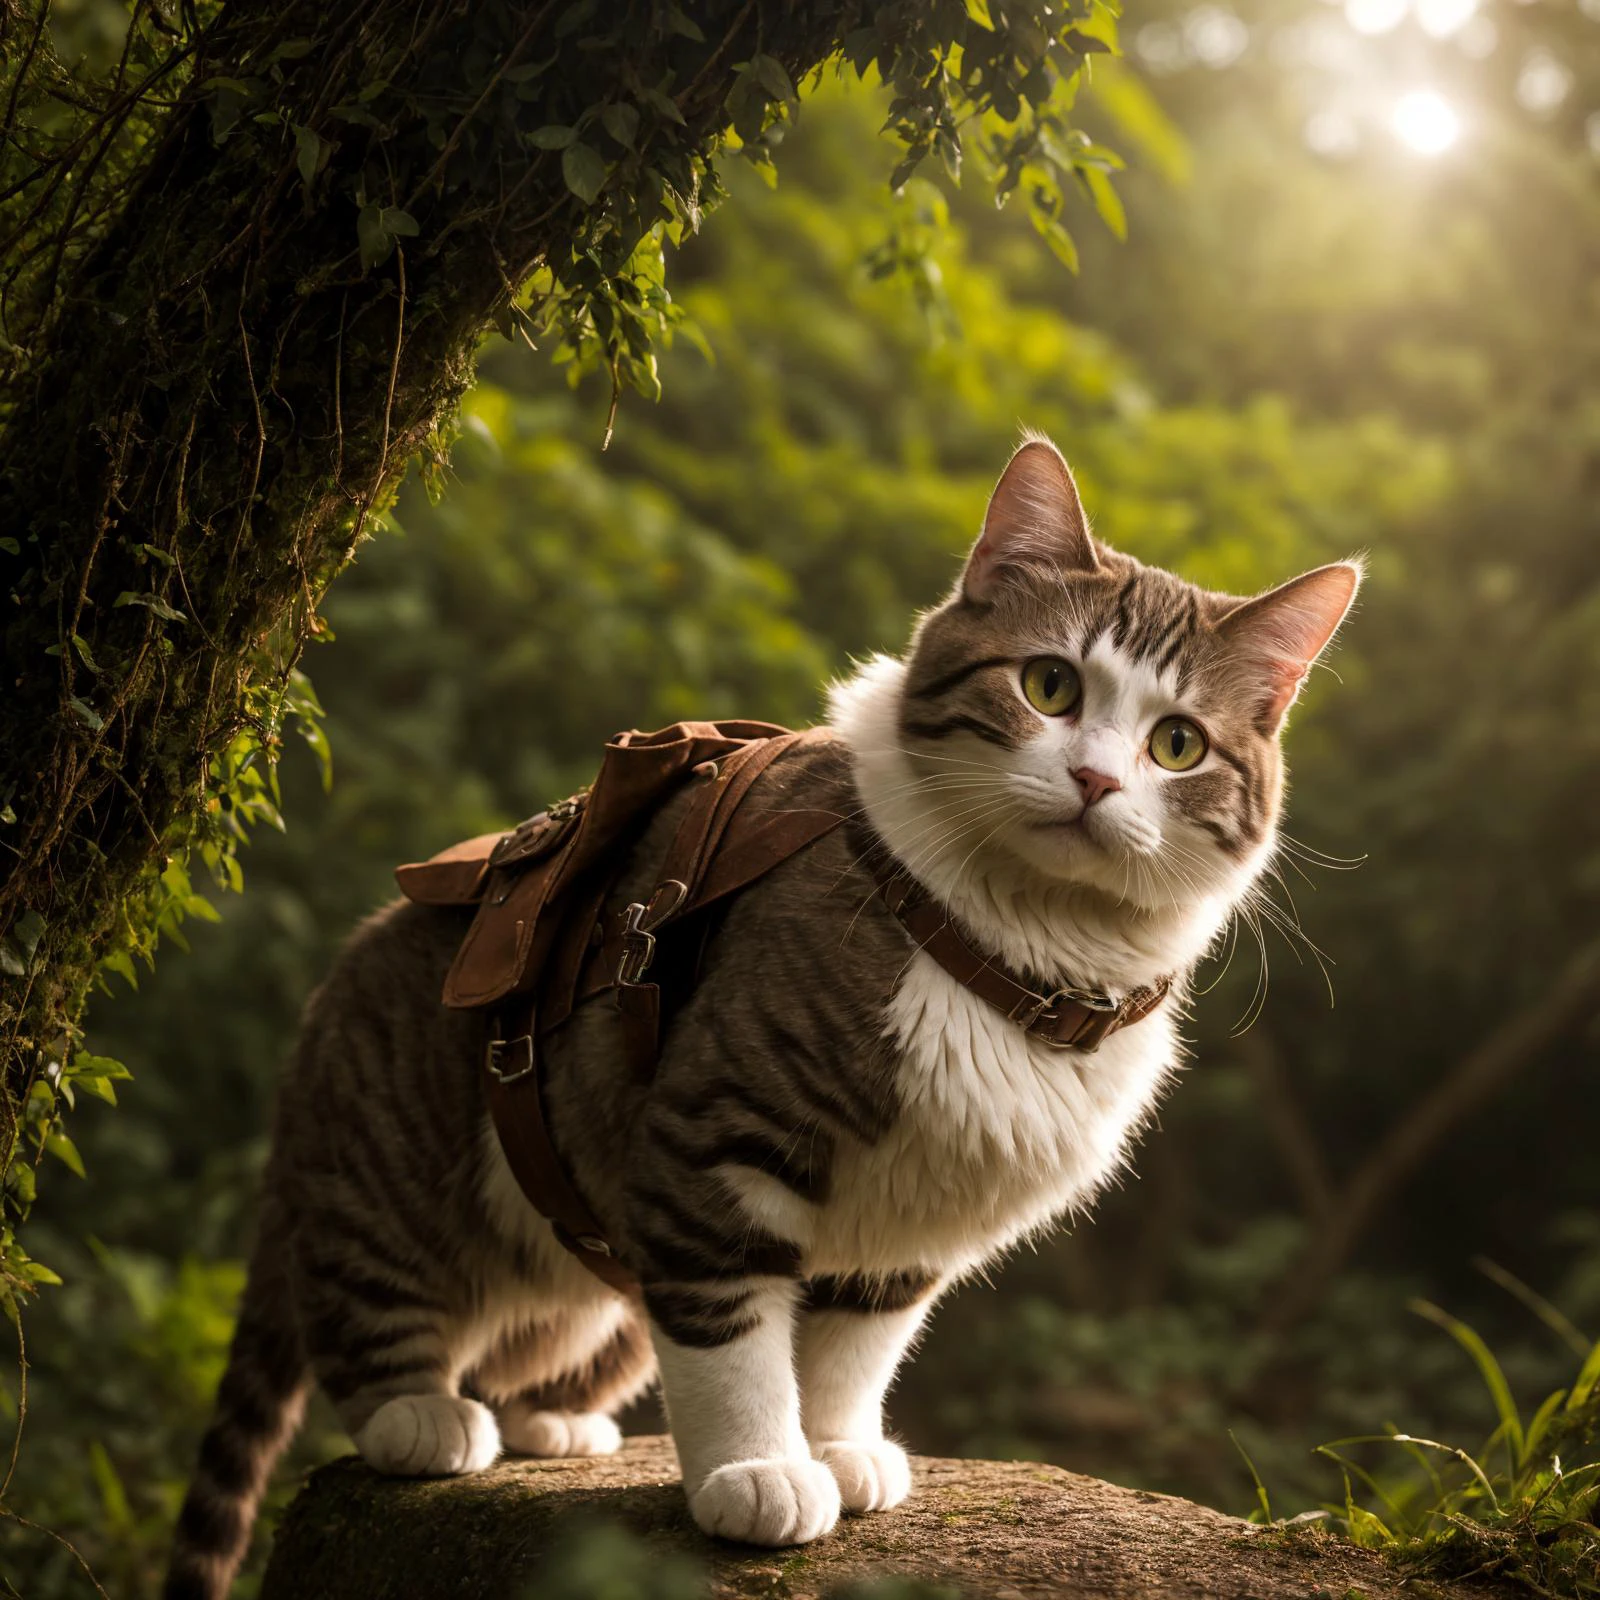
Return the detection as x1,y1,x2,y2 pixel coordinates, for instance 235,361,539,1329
484,993,639,1295
485,730,845,1293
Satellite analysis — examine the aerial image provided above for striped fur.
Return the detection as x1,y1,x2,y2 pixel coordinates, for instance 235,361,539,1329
166,436,1359,1588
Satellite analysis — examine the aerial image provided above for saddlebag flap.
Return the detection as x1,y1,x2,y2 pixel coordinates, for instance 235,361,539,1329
394,720,799,1010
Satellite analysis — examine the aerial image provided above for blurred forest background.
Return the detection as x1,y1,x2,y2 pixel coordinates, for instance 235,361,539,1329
7,0,1600,1593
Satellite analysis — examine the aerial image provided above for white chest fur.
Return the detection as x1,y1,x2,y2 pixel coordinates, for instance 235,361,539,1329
741,650,1242,1285
724,952,1182,1281
809,954,1179,1277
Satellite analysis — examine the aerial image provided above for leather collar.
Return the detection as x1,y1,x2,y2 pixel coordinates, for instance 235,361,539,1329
872,859,1170,1053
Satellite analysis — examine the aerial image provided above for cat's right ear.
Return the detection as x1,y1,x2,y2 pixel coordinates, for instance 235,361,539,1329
962,437,1099,604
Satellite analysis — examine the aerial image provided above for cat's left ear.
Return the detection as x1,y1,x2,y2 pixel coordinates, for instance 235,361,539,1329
962,437,1099,603
1216,561,1363,730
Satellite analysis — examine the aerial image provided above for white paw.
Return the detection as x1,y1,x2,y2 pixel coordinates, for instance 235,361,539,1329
498,1408,622,1458
814,1439,912,1514
690,1457,841,1546
355,1395,500,1477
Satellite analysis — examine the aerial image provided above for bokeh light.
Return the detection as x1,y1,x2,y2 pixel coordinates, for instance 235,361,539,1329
1185,5,1251,66
1305,107,1362,157
1392,89,1463,154
1415,0,1479,37
1515,51,1573,116
1345,0,1408,35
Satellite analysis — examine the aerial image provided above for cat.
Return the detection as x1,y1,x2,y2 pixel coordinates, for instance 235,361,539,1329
164,435,1359,1599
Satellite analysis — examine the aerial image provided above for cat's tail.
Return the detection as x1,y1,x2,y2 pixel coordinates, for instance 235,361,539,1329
163,1225,309,1600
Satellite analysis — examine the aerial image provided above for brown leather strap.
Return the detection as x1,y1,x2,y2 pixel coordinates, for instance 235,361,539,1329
663,731,810,901
483,731,844,1292
567,733,846,1015
874,865,1169,1053
483,996,639,1294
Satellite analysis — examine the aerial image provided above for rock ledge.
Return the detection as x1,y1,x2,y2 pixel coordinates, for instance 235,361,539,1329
261,1435,1493,1599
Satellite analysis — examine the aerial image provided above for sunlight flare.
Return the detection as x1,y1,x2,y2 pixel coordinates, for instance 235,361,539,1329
1392,89,1463,155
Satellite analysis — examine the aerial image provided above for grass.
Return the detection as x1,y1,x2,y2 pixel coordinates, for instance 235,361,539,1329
1252,1285,1600,1598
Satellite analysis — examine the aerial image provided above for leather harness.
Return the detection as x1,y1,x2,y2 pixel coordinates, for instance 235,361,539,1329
395,721,1169,1294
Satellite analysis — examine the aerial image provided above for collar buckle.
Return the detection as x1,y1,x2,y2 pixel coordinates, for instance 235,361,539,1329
1009,983,1117,1030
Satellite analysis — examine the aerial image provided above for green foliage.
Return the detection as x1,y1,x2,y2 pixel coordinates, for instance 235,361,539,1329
6,1,1600,1595
1306,1304,1600,1599
0,0,1130,1440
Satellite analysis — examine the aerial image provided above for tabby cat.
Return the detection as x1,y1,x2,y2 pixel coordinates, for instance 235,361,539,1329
165,437,1359,1598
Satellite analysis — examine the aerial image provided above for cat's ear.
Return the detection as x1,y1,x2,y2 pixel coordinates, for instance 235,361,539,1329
962,437,1098,603
1216,561,1363,730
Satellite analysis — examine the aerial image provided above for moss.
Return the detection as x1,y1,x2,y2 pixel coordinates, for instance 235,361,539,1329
257,1440,1523,1600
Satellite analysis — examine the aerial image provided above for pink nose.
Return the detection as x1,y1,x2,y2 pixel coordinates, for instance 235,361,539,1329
1072,767,1122,807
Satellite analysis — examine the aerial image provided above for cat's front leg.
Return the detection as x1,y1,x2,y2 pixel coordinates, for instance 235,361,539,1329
796,1271,939,1515
645,1272,840,1547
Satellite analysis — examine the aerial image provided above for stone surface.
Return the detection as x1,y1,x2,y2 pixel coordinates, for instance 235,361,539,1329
260,1435,1500,1599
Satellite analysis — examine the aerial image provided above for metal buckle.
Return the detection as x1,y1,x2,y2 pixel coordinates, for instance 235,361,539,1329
616,903,658,989
1009,983,1120,1033
1057,983,1119,1013
485,1033,535,1084
574,1234,613,1257
615,879,689,997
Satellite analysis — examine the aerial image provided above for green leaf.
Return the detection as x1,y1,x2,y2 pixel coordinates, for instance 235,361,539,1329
750,54,796,104
44,1131,85,1179
562,142,608,206
98,949,137,989
0,537,18,554
640,86,685,125
1409,1300,1524,1465
600,103,639,149
331,104,382,130
503,56,555,84
294,124,330,189
1568,1336,1600,1411
11,910,43,960
663,4,704,40
528,124,576,150
68,696,104,732
964,0,995,27
113,591,186,623
356,203,419,270
67,1052,132,1082
1083,166,1127,241
88,1442,131,1530
1035,215,1080,272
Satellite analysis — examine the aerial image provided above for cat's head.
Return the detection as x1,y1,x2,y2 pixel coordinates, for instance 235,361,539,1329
885,435,1359,916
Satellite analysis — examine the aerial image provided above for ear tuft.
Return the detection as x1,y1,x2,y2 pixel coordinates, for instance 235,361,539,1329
1216,560,1362,729
962,436,1098,603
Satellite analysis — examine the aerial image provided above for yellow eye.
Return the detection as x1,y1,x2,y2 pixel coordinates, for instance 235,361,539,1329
1149,717,1207,772
1021,658,1082,717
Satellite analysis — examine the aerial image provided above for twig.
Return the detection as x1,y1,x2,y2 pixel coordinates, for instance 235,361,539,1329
1261,940,1600,1337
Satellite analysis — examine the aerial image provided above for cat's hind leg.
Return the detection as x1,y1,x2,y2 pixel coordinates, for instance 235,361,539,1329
797,1272,938,1514
485,1314,655,1459
299,1252,499,1478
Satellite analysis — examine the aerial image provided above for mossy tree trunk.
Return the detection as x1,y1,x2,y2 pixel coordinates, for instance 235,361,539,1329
0,0,1115,1298
0,0,867,1232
